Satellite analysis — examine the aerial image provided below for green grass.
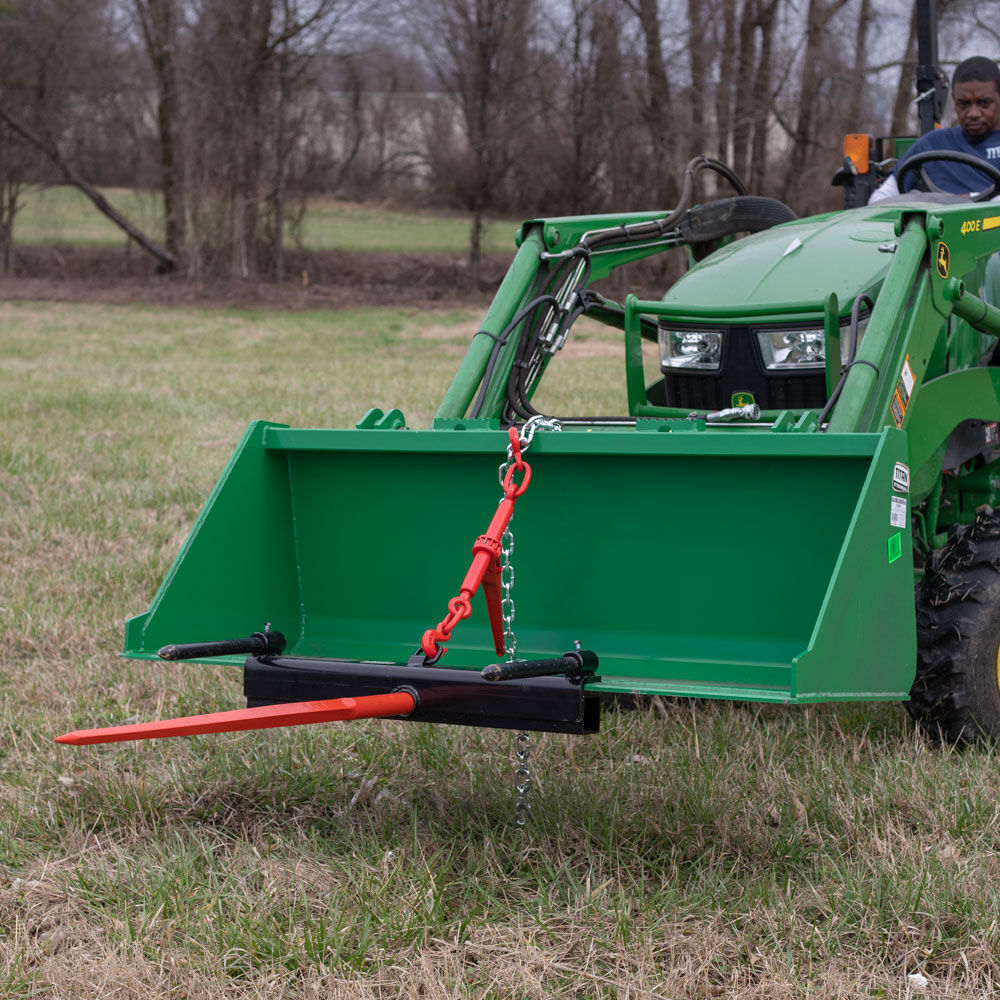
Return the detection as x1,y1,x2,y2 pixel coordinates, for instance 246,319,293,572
12,186,520,254
2,300,1000,997
298,198,519,254
12,187,167,248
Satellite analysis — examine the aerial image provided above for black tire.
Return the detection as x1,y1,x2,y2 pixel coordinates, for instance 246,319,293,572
909,509,1000,743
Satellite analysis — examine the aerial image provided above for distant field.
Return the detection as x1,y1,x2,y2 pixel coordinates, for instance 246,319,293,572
12,186,520,255
2,299,1000,998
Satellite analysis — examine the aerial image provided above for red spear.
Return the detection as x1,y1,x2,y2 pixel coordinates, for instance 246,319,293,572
55,690,416,745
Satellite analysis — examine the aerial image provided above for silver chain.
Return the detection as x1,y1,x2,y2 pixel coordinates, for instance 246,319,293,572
501,527,517,661
502,523,531,825
497,415,561,826
514,731,531,825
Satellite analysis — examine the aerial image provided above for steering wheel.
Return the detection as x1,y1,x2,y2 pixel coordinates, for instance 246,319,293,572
897,150,1000,202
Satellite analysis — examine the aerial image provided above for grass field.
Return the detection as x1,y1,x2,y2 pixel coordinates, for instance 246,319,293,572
2,300,1000,998
12,187,519,255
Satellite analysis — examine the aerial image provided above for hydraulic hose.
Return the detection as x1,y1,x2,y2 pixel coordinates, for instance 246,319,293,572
501,156,755,424
580,155,749,252
817,293,875,428
469,294,560,419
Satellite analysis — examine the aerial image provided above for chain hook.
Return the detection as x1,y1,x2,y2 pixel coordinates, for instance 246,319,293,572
499,415,561,491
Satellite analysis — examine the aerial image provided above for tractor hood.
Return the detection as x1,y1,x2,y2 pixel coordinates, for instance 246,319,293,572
664,205,899,319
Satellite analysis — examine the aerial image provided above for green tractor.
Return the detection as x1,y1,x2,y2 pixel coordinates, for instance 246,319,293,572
56,10,1000,750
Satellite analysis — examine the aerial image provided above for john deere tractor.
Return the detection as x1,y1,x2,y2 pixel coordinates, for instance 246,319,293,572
56,2,1000,750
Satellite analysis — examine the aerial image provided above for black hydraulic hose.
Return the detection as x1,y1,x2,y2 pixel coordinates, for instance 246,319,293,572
504,250,593,419
500,157,751,423
846,293,873,364
507,300,592,421
469,294,561,419
543,244,591,295
704,158,750,197
523,256,592,372
817,293,876,429
511,294,591,417
581,155,749,253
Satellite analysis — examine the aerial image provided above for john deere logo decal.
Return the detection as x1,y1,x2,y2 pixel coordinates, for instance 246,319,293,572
936,242,950,278
731,391,755,408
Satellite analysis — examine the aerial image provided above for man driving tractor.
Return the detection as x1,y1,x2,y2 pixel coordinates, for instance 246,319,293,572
870,55,1000,202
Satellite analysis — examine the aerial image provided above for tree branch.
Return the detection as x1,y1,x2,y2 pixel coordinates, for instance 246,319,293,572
0,102,176,272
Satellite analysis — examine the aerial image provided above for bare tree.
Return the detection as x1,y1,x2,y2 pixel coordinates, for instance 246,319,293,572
179,0,362,280
686,0,711,161
747,0,780,194
625,0,681,206
0,1,42,274
715,0,739,166
846,0,874,126
0,0,175,271
518,0,629,214
888,3,919,135
132,0,186,265
781,0,852,207
410,0,540,284
0,124,34,274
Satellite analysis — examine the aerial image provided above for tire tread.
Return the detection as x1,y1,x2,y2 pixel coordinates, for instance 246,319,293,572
909,509,1000,743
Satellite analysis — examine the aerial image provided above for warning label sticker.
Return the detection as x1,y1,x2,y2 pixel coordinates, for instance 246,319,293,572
890,393,904,427
891,355,916,428
890,495,908,528
900,357,914,396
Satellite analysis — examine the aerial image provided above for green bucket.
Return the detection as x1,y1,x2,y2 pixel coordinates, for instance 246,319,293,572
125,420,915,704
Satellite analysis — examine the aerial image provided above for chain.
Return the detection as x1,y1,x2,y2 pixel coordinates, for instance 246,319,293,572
514,731,531,826
503,522,531,825
498,416,561,826
501,527,517,661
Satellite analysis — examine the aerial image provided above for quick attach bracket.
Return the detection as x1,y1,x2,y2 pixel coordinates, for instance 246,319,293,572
245,653,600,735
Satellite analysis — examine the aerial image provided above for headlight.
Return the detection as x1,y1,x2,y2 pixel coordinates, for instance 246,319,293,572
659,328,723,370
756,328,826,370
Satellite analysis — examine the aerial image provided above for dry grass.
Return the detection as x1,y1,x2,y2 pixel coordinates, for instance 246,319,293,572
2,300,1000,998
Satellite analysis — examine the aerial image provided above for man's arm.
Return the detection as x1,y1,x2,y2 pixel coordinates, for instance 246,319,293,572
868,173,900,203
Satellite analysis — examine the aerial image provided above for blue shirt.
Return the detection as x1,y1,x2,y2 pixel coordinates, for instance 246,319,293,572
894,126,1000,194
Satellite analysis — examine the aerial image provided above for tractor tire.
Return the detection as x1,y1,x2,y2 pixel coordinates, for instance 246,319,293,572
908,509,1000,743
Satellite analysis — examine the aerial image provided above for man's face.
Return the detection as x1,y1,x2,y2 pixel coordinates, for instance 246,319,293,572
953,79,1000,140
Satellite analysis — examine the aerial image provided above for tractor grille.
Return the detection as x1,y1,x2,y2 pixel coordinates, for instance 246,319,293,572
662,325,827,412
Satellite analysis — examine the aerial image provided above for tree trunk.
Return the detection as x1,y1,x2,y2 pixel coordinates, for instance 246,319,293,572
749,0,778,194
635,0,674,204
715,0,738,165
732,0,756,181
0,181,17,276
889,2,918,137
846,0,872,127
781,0,851,205
133,0,186,266
273,38,290,283
687,0,708,160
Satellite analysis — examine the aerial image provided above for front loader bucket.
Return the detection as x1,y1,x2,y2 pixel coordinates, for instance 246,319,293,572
125,420,915,705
